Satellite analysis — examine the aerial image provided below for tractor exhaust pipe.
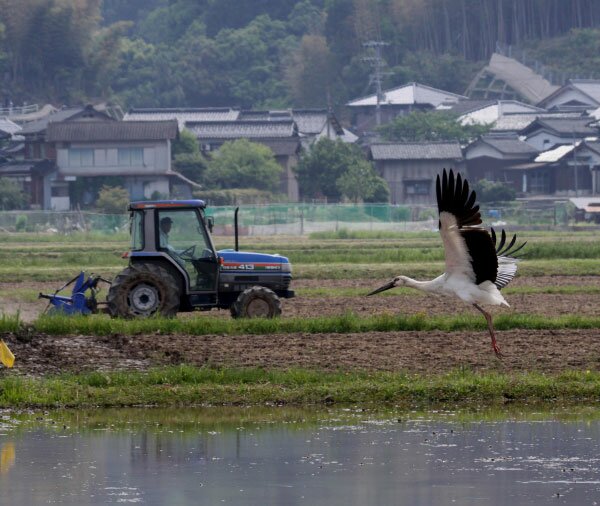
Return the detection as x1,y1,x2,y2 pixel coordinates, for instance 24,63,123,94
234,207,239,251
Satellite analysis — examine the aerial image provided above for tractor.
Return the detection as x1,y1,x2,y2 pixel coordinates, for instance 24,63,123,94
105,199,294,318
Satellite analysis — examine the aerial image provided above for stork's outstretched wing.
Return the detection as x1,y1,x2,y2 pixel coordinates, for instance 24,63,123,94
436,169,498,285
491,228,526,289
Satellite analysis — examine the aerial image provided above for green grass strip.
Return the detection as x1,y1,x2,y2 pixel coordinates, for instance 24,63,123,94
2,365,600,408
0,312,598,336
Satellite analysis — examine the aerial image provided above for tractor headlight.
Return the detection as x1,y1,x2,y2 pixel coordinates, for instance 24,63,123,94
281,262,292,273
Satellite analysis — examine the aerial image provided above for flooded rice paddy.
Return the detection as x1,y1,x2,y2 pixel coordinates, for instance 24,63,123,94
1,407,600,505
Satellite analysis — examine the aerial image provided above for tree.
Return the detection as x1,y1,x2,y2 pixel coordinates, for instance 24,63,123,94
295,138,377,202
336,159,387,203
473,179,516,203
95,185,129,214
285,34,335,107
378,110,491,144
0,178,28,210
204,139,283,192
172,130,207,184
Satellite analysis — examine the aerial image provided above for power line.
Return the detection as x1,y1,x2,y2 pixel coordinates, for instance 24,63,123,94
362,41,391,127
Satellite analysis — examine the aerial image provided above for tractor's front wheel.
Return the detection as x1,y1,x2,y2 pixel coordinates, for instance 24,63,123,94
107,263,180,318
230,286,282,319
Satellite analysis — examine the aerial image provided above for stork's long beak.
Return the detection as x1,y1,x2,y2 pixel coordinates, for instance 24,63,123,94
367,280,395,296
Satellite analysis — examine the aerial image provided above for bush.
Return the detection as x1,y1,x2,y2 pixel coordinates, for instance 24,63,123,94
15,215,28,232
473,179,516,203
95,185,129,214
0,178,29,210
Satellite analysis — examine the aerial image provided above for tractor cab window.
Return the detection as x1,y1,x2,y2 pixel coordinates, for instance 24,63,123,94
157,209,218,292
131,211,144,251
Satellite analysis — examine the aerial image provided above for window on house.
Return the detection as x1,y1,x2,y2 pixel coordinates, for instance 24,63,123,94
118,147,144,166
404,180,431,196
51,185,69,197
529,170,550,193
69,148,94,167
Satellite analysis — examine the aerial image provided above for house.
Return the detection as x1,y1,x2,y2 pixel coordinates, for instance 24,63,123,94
519,117,598,151
569,197,600,222
127,107,355,201
369,141,464,205
185,119,302,201
20,105,114,161
500,139,600,196
464,134,539,190
46,119,190,210
537,79,600,111
13,105,115,209
124,107,241,129
465,53,558,104
0,160,54,207
439,100,545,126
491,111,583,134
347,82,466,136
238,108,356,147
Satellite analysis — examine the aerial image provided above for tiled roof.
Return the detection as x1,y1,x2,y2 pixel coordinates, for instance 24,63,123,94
492,112,584,132
237,109,339,135
370,141,463,160
348,82,466,107
0,162,36,176
125,108,240,129
534,144,576,162
521,117,597,136
568,80,600,103
253,138,301,156
480,135,539,155
187,120,297,139
46,120,178,142
238,110,292,121
20,107,84,135
291,110,329,134
439,100,497,115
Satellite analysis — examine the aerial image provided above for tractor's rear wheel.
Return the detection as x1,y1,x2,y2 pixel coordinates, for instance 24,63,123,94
107,263,180,318
230,286,281,319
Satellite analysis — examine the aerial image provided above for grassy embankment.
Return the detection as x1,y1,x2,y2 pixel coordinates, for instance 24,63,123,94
1,229,600,408
2,365,600,409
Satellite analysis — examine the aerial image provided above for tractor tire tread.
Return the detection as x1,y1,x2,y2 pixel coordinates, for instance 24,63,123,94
107,263,180,318
230,285,281,319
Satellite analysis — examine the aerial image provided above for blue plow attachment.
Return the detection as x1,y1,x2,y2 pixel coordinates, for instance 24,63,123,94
39,272,111,315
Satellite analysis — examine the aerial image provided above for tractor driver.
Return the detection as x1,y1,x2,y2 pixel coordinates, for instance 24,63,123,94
159,217,174,251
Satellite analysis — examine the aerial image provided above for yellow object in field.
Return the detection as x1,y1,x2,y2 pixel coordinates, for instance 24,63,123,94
0,443,15,474
0,340,14,368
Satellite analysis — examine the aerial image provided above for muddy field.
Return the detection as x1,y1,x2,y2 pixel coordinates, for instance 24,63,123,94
1,275,600,377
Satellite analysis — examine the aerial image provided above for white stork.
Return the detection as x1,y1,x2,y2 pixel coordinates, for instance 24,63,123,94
368,169,525,357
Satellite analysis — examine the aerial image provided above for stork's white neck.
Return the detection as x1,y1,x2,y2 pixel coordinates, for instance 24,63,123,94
399,275,442,293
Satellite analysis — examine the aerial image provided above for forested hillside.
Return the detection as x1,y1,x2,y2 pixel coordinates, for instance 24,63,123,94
2,0,600,111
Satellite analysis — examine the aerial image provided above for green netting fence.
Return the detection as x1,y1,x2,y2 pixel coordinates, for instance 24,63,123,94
0,202,577,236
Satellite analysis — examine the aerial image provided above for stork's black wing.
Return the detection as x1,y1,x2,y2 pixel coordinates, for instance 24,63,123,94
436,169,497,285
436,168,481,228
491,228,526,289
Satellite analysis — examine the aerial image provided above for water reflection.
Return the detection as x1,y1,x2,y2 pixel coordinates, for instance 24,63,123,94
0,407,599,505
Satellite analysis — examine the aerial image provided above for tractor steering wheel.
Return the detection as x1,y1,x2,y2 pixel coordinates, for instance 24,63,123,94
178,244,196,260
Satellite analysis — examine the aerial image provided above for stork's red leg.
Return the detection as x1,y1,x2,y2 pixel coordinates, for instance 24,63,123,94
473,304,503,358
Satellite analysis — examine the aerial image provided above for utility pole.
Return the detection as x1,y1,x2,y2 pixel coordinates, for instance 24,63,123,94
363,41,390,127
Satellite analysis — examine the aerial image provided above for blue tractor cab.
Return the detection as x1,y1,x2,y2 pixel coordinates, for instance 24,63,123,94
106,200,294,318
